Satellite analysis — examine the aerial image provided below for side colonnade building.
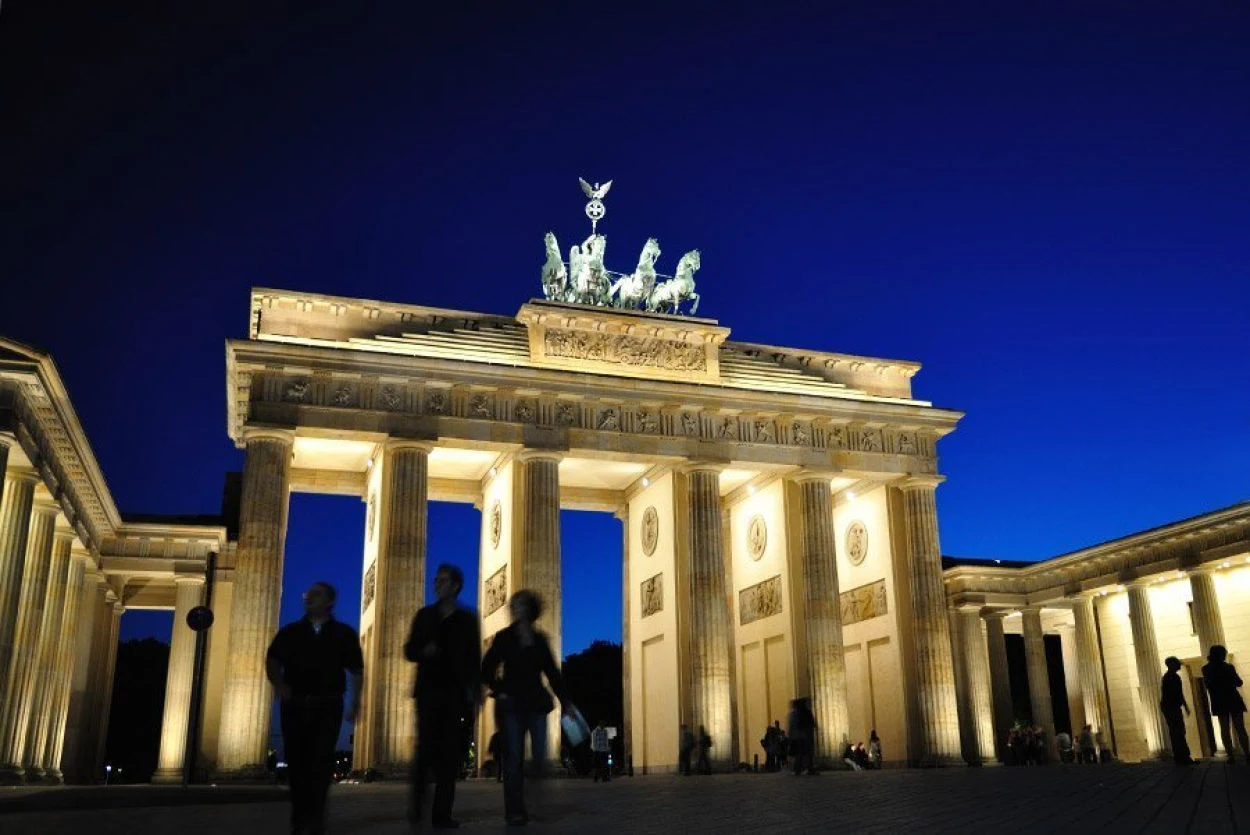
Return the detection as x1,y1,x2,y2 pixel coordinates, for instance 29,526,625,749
2,289,1247,784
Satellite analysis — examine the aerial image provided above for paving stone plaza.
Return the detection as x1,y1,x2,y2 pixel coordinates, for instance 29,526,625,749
3,763,1248,834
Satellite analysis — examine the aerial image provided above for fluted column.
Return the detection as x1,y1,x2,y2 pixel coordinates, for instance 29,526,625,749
153,577,206,782
93,600,123,778
791,474,849,762
0,470,37,705
682,465,733,766
982,612,1014,762
1127,583,1168,758
369,440,430,775
216,428,293,777
22,529,73,780
1021,608,1054,760
897,478,961,763
949,610,978,765
517,449,563,760
0,437,9,507
957,610,996,762
0,502,58,782
41,550,88,782
1072,596,1110,737
1189,570,1226,659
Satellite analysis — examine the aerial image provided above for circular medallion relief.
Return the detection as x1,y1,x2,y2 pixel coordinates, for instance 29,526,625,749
490,500,502,549
641,506,659,556
747,514,768,561
846,520,869,566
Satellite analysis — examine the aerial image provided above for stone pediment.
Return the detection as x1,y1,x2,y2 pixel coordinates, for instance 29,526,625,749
516,300,730,384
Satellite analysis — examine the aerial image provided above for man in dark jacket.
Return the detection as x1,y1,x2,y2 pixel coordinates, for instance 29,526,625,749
405,563,480,830
266,581,364,835
1160,656,1193,764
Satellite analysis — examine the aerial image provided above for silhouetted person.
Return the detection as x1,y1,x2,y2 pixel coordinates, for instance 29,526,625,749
1077,725,1096,764
1202,644,1250,763
787,697,817,775
405,563,480,829
266,581,363,835
591,721,611,782
868,729,883,769
1160,656,1193,765
481,590,569,826
678,724,695,776
695,725,713,774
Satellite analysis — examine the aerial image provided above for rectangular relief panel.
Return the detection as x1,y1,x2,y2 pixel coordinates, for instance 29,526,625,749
840,579,888,626
484,565,508,617
641,573,663,618
739,575,783,626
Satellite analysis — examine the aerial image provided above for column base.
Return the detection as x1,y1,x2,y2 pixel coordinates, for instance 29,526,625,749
41,767,64,784
151,767,185,784
23,766,46,783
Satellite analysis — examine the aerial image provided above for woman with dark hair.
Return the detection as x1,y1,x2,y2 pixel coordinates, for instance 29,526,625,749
481,590,569,827
1202,644,1250,763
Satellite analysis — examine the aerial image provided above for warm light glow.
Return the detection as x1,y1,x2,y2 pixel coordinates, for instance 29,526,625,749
1223,562,1231,569
846,491,856,501
489,466,498,478
641,477,650,487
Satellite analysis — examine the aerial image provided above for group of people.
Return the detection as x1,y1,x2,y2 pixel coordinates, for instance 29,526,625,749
1160,645,1249,766
265,565,574,833
758,702,882,775
841,735,883,771
677,724,714,775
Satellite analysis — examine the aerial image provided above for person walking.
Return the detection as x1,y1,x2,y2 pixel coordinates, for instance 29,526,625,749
787,697,817,776
1160,656,1194,765
405,563,480,830
1202,644,1250,763
868,729,883,769
265,581,364,835
591,721,612,782
695,725,713,775
481,590,569,827
678,725,695,776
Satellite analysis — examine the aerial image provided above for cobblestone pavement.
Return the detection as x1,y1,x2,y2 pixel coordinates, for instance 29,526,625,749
3,762,1249,834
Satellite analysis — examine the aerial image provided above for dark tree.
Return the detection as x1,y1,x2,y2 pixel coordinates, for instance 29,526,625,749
561,641,623,774
104,637,169,782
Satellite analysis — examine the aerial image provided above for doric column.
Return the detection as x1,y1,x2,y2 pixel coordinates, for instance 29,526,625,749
1071,596,1110,737
153,577,206,782
368,440,430,775
1189,569,1226,659
790,474,849,763
60,576,107,783
216,428,293,777
897,477,961,763
92,599,123,778
517,449,563,761
1127,582,1168,758
40,549,89,782
682,465,733,767
0,470,37,704
22,528,73,780
0,501,58,782
1021,607,1055,760
956,610,996,762
982,612,1014,762
949,610,978,765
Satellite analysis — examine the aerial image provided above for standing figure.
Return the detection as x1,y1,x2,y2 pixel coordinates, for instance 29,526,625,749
868,729,883,769
1160,656,1194,765
591,721,611,782
481,590,569,827
1202,644,1250,763
678,725,695,776
265,581,364,835
695,725,713,775
405,563,480,830
787,697,817,776
1077,725,1097,764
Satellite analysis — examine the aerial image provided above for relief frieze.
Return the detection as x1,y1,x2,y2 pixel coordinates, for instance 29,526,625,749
544,330,707,372
641,573,663,618
839,579,887,626
484,565,508,616
739,575,783,626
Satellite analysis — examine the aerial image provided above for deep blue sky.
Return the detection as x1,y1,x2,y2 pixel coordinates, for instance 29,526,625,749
2,2,1247,649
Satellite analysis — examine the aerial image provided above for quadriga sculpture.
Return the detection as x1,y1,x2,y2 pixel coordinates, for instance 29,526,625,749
609,238,660,310
647,249,701,315
541,231,569,301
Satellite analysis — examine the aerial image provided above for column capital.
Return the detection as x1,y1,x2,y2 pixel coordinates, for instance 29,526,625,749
896,474,945,492
787,468,841,485
3,467,39,486
32,498,61,515
0,432,12,451
384,438,435,455
173,574,206,587
676,459,724,476
241,426,295,445
517,447,564,464
980,608,1011,621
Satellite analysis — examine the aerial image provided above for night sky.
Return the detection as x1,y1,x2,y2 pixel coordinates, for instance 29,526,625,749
3,2,1247,653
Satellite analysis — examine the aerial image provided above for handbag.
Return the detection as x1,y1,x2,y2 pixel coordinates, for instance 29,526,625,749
561,705,591,747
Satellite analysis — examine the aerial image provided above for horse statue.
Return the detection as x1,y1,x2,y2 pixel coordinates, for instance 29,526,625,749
570,234,611,305
647,249,701,315
540,232,569,301
608,238,660,309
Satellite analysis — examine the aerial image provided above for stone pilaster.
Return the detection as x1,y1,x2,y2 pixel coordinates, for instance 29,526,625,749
1021,608,1054,759
681,465,733,767
897,477,961,763
790,474,849,763
1071,596,1110,737
22,529,73,780
517,449,563,759
153,577,206,782
0,502,58,782
1189,570,1226,659
1127,583,1168,758
957,610,996,763
215,428,293,777
0,471,37,705
982,612,1014,762
369,440,430,775
40,550,88,782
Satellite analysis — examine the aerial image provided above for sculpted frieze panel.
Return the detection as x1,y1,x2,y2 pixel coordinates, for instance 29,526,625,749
514,399,537,423
362,562,377,610
424,390,447,415
839,579,887,626
739,575,782,625
469,393,493,419
554,401,579,426
284,379,310,403
597,407,620,431
378,385,404,411
484,565,508,616
634,409,660,434
544,329,707,372
331,385,354,407
641,573,663,618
